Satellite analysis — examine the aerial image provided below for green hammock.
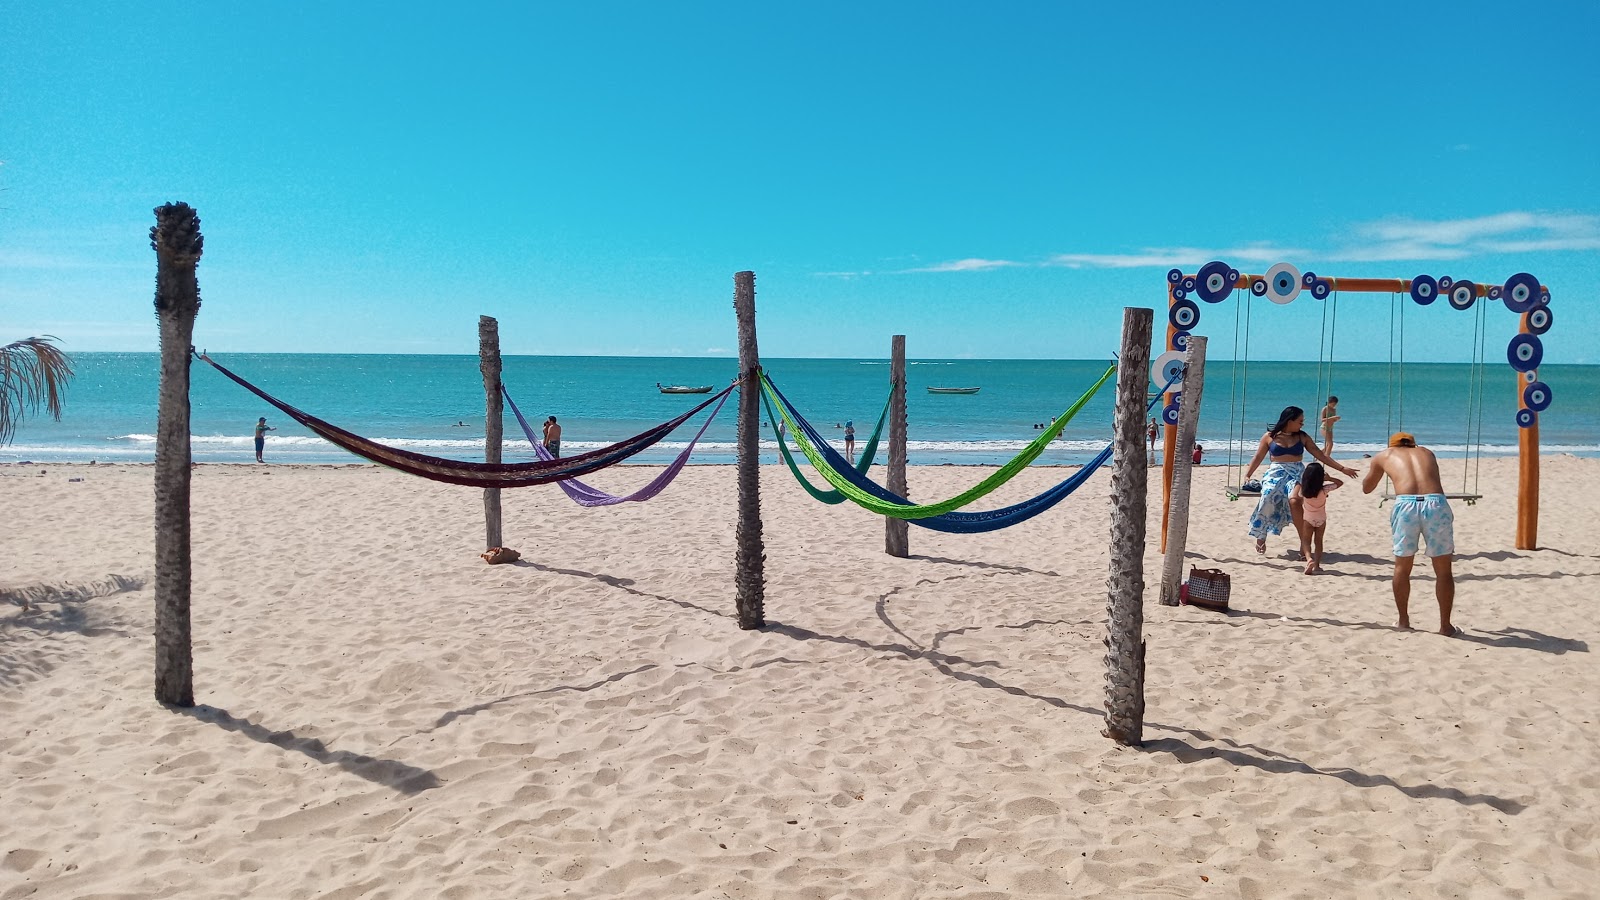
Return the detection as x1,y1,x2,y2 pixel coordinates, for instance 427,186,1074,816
760,388,891,504
761,363,1116,520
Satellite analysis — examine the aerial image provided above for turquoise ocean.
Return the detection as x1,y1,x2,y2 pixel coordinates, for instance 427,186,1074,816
6,354,1597,471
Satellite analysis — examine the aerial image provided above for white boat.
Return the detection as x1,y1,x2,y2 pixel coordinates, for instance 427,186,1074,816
927,386,980,395
657,382,713,394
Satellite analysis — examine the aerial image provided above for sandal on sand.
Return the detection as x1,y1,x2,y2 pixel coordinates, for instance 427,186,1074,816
1255,538,1266,555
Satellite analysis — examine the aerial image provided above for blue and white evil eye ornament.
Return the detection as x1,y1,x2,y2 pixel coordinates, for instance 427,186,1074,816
1161,403,1181,426
1409,274,1438,305
1502,273,1540,313
1250,277,1268,297
1263,263,1302,304
1526,306,1552,335
1522,381,1553,413
1516,408,1537,429
1437,275,1454,291
1447,280,1476,310
1195,260,1234,303
1151,350,1186,391
1171,330,1192,351
1167,268,1184,285
1507,333,1543,372
1309,279,1332,300
1169,299,1200,330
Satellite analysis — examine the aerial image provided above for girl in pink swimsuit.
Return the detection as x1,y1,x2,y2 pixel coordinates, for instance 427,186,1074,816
1292,462,1343,575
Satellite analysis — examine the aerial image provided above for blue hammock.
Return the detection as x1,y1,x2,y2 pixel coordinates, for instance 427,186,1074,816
765,374,1167,534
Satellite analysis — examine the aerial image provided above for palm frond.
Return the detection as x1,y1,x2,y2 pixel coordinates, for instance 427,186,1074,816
0,336,75,445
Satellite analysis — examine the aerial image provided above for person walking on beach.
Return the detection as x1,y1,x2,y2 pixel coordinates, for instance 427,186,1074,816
1147,417,1159,458
1361,433,1456,635
843,420,855,460
542,416,562,458
1291,462,1342,575
253,416,275,464
1244,406,1357,557
1320,395,1341,454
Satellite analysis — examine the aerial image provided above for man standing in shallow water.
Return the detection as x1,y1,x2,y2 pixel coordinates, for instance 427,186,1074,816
1361,433,1457,635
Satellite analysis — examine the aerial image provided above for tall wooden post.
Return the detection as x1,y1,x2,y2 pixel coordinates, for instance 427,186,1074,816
479,315,503,550
1516,314,1539,550
1159,337,1207,606
885,335,909,557
151,202,203,708
1160,282,1177,552
1104,307,1152,746
733,271,766,629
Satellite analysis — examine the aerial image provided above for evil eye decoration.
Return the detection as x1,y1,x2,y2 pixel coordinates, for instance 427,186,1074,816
1488,285,1503,301
1536,290,1551,308
1152,350,1187,391
1161,403,1181,426
1516,408,1537,429
1447,281,1477,310
1250,278,1269,296
1309,279,1332,300
1169,392,1183,409
1523,369,1538,385
1263,263,1302,304
1409,274,1439,305
1302,271,1319,287
1195,260,1234,303
1502,272,1540,313
1527,306,1553,335
1167,268,1184,285
1507,333,1543,372
1226,267,1240,284
1522,381,1553,413
1172,330,1192,351
1181,276,1197,292
1437,275,1454,291
1169,299,1200,330
1172,287,1189,301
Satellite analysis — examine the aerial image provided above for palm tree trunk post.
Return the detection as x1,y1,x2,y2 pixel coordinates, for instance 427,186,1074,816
479,315,503,550
885,334,909,557
1104,306,1152,746
733,271,765,629
1159,336,1207,606
151,202,204,708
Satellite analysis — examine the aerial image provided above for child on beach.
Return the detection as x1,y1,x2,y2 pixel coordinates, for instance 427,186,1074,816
1292,462,1342,575
1320,396,1340,454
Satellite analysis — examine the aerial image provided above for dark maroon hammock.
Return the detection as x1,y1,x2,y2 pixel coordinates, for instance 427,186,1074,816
198,354,733,489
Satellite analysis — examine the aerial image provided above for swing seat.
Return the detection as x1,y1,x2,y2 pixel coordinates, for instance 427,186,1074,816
1224,484,1261,500
1379,492,1481,507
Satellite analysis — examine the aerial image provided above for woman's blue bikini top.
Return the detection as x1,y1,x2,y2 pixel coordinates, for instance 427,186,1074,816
1269,436,1305,458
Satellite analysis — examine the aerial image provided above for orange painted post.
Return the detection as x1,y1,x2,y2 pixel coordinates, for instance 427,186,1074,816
1160,282,1176,552
1516,313,1540,549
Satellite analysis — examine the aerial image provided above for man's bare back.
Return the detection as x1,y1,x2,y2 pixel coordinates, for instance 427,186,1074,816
1361,442,1444,496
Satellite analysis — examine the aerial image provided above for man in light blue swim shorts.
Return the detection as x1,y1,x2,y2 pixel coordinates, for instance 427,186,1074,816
1362,433,1457,635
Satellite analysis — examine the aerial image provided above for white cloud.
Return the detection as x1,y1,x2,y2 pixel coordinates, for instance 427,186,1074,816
899,257,1021,273
812,210,1599,276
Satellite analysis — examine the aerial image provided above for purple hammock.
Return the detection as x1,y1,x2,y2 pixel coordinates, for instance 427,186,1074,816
503,384,731,506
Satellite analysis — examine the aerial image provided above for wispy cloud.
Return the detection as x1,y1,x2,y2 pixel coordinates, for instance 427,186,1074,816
813,210,1599,276
900,257,1021,273
1332,212,1600,262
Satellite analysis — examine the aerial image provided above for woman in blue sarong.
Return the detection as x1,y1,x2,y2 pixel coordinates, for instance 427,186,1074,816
1244,406,1359,556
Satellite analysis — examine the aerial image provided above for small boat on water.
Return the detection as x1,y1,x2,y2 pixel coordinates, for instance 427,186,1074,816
927,386,981,395
657,382,714,394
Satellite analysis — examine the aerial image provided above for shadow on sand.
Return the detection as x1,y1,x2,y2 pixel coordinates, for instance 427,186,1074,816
175,705,441,795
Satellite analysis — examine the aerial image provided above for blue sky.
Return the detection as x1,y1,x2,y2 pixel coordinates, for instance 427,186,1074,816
3,2,1596,362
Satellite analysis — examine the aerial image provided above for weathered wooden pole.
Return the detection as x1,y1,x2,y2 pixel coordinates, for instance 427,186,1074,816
1159,336,1207,606
151,202,203,708
479,315,504,550
1104,306,1152,745
885,334,909,558
1160,282,1177,552
1516,313,1539,550
733,271,766,629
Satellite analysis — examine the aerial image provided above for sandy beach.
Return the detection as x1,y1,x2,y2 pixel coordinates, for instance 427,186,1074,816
3,456,1597,898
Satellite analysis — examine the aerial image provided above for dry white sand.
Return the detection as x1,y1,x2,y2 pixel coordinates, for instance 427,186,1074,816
3,457,1597,898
